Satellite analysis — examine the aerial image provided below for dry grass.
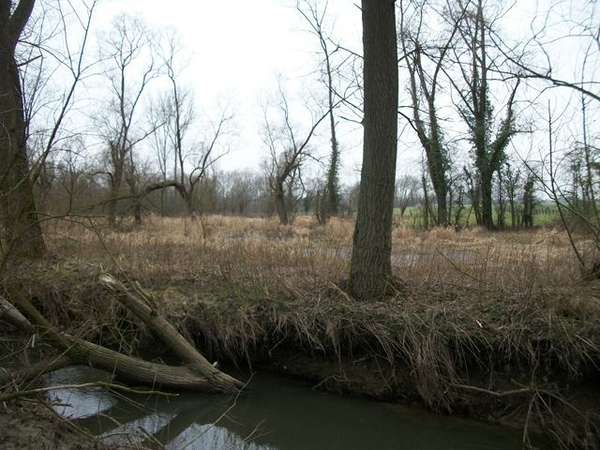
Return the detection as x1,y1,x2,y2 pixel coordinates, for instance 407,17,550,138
38,215,599,378
17,214,599,448
43,215,580,290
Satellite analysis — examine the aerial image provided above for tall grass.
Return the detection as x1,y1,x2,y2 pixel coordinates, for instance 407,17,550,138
43,215,581,295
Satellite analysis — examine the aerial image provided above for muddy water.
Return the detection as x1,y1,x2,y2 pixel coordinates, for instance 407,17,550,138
45,366,521,449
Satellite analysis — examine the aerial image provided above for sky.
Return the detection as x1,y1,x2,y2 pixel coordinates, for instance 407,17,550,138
94,0,364,183
44,0,597,187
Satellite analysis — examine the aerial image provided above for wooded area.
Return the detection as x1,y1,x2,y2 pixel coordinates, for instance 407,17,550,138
0,0,599,448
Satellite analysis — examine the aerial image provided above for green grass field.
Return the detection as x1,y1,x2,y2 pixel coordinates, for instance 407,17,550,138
395,202,561,228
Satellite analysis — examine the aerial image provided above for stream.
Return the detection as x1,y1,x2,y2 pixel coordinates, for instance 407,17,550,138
45,366,522,449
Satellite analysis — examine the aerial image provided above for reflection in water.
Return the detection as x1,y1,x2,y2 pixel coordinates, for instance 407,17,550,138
166,423,274,450
100,412,174,447
47,367,521,450
44,366,116,419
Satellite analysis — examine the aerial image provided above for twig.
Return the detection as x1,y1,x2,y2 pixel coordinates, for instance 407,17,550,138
0,381,177,403
450,383,532,397
435,248,486,286
523,392,537,448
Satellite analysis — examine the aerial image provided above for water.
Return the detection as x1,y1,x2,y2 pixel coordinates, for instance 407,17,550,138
45,366,521,449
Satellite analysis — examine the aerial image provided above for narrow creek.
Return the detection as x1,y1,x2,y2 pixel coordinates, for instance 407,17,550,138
45,366,522,449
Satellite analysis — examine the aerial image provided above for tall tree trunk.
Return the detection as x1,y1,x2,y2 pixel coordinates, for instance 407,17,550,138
480,172,494,229
0,0,46,260
422,175,431,229
274,179,289,225
133,201,142,225
403,40,450,227
522,178,534,227
297,1,340,220
326,110,340,218
325,65,340,218
429,159,448,226
349,0,398,301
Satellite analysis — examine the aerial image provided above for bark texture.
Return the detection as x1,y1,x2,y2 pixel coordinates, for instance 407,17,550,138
349,0,398,300
0,0,46,259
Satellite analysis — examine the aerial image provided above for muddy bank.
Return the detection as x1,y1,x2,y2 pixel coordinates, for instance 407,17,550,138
183,294,600,449
2,261,600,449
0,401,104,450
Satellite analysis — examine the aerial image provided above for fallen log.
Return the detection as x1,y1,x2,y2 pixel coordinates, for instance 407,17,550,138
0,294,35,334
66,337,240,392
98,273,242,391
3,274,243,393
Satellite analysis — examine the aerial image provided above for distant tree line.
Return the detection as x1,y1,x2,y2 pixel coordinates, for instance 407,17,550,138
2,0,599,290
33,161,363,222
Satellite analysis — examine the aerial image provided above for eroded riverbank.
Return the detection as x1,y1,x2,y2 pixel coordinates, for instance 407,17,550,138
4,219,600,448
2,257,599,449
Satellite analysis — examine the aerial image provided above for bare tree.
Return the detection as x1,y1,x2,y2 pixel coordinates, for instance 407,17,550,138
514,1,600,273
97,14,159,226
13,0,103,228
521,174,535,228
349,0,398,300
396,173,421,217
152,32,231,218
154,30,192,214
1,0,244,401
398,0,463,226
25,1,100,187
0,0,45,259
262,84,329,225
43,137,94,216
502,161,522,228
447,169,468,226
177,112,232,217
297,0,348,221
220,170,259,215
0,0,99,259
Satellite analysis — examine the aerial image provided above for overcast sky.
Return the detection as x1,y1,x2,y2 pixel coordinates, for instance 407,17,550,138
93,0,363,182
85,0,597,185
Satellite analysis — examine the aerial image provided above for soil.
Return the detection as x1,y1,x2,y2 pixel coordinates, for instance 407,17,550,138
0,401,103,450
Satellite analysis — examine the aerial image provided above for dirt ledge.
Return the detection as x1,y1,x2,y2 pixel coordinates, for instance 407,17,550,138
0,401,104,450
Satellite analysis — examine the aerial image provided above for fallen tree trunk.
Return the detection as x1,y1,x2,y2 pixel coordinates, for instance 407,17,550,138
0,294,35,334
66,337,240,392
3,275,243,393
98,273,243,391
